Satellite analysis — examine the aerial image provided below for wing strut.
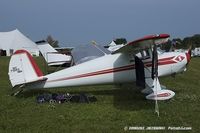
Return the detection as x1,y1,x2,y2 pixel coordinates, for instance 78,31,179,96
145,40,175,116
152,44,159,117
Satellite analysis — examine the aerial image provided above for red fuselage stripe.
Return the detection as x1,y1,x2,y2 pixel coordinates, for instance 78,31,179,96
158,56,175,61
47,57,177,82
48,65,135,82
144,56,175,64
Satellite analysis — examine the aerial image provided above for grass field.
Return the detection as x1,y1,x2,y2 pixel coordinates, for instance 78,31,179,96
0,56,200,133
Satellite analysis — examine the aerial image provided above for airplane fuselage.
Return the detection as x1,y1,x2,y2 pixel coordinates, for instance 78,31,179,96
31,51,188,89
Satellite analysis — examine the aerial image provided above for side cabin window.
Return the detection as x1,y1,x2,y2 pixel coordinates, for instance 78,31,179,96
135,49,150,60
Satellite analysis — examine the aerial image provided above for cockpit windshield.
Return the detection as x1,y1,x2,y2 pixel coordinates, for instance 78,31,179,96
72,44,108,64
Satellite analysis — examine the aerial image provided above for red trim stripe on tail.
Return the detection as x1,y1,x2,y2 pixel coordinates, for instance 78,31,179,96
14,50,43,77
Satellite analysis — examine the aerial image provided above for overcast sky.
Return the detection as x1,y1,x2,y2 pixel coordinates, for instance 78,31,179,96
0,0,200,46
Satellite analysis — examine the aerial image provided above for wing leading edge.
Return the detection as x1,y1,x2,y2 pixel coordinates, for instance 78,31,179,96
112,34,170,54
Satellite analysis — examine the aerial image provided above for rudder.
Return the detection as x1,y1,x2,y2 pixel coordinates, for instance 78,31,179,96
8,50,44,87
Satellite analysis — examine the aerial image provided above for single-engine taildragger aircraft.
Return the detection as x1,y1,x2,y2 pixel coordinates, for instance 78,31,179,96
8,34,191,101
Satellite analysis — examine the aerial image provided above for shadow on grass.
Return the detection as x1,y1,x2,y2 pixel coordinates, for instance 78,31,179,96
15,84,154,111
82,84,154,111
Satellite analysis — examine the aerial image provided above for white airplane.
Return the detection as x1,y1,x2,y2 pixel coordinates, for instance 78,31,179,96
8,34,191,101
36,40,72,66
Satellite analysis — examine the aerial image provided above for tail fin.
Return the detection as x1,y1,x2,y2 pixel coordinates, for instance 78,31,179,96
8,50,44,87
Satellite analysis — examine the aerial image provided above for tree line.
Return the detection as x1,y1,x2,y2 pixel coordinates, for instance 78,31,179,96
114,34,200,51
161,34,200,51
48,34,200,51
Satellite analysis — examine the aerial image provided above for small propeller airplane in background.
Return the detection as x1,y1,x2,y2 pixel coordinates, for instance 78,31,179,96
8,34,191,102
36,40,73,67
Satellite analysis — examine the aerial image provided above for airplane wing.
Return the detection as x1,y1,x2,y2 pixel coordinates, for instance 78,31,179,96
112,34,170,54
36,41,72,66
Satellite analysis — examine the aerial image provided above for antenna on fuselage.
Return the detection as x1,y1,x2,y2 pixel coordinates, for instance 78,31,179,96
91,41,107,55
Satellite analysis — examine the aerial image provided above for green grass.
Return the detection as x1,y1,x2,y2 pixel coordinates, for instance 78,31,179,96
0,56,200,133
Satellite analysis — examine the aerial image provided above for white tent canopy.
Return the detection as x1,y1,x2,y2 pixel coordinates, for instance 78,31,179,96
0,29,39,56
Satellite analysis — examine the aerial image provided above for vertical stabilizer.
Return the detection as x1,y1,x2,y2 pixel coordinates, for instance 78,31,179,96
8,50,44,87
